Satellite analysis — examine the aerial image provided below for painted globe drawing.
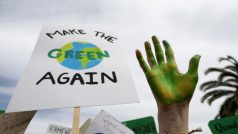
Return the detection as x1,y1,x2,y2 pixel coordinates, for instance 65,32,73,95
57,41,107,70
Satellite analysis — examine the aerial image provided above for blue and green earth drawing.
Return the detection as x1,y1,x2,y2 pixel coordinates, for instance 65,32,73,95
56,41,108,70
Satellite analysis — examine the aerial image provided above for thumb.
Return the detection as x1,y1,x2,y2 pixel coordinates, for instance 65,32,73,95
186,55,201,75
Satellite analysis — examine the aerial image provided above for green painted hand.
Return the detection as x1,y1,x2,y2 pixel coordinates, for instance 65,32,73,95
136,36,201,105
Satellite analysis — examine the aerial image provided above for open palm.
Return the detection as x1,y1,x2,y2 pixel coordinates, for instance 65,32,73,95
136,36,201,105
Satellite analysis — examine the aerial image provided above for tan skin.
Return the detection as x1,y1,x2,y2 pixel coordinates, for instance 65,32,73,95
136,35,201,134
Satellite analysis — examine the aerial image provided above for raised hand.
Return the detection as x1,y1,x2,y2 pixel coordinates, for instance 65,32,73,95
136,36,201,105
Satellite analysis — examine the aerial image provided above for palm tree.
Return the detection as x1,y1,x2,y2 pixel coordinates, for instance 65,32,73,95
200,55,238,119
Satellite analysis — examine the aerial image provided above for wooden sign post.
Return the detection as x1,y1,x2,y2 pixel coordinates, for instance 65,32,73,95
72,107,80,134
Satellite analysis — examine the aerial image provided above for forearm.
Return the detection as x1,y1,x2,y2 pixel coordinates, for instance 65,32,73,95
157,101,189,134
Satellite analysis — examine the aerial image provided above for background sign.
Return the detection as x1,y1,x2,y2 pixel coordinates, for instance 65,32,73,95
6,25,139,112
80,119,92,134
46,124,71,134
208,115,238,134
84,110,134,134
122,116,157,134
45,119,92,134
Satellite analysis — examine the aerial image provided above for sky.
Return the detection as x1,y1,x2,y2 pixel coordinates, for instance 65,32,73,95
0,0,238,133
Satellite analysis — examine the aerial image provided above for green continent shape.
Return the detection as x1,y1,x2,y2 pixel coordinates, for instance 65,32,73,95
57,43,73,63
78,47,102,69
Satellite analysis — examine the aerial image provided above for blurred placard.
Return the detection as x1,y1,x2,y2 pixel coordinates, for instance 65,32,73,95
122,116,157,134
84,110,134,134
46,124,71,134
208,115,238,134
80,118,92,134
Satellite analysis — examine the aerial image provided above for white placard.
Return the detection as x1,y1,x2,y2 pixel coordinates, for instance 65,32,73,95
46,124,71,134
80,119,92,134
6,25,139,112
84,110,134,134
45,119,92,134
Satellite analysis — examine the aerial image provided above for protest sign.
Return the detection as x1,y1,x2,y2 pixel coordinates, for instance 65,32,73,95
122,116,157,134
46,124,71,134
208,115,238,134
45,119,92,134
80,118,92,134
7,25,139,112
84,110,134,134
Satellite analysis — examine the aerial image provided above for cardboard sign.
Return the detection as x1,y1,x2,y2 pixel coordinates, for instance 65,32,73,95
84,110,134,134
46,124,71,134
6,25,139,112
122,116,157,134
208,115,238,134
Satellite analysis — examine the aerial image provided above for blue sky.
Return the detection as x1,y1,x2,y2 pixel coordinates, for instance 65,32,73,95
1,0,238,133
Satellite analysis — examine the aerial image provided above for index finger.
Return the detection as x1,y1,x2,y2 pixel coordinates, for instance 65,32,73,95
136,50,150,73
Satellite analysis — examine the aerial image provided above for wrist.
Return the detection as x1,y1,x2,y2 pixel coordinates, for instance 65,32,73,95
157,101,189,134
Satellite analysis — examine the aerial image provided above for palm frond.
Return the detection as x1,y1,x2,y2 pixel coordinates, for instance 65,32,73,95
223,78,238,84
227,55,238,62
200,81,218,91
224,65,238,74
201,90,234,104
218,72,238,83
219,55,238,67
218,82,238,88
205,68,224,75
207,92,234,105
201,81,237,92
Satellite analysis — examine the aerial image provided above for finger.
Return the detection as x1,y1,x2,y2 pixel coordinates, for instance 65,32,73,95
162,40,176,65
136,50,150,73
145,41,157,67
186,55,201,75
152,35,165,64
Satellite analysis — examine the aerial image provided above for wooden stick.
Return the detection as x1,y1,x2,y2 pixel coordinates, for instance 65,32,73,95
72,107,80,134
